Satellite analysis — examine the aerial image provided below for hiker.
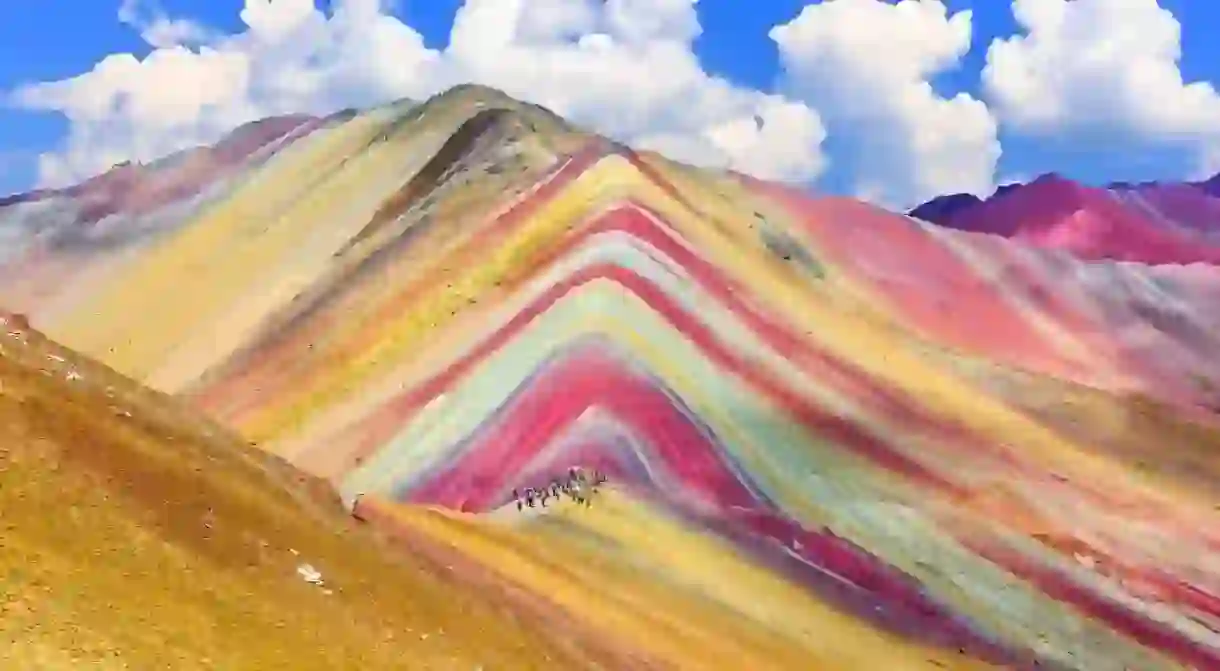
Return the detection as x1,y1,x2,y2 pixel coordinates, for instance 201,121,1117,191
513,489,523,511
570,478,591,507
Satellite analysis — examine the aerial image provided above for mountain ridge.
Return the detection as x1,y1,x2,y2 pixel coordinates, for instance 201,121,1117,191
1,84,1217,669
910,171,1220,265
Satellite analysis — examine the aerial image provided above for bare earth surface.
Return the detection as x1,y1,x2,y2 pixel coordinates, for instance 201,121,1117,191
0,316,591,670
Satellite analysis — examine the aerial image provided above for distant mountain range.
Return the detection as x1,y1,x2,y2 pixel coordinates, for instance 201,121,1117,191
910,172,1220,266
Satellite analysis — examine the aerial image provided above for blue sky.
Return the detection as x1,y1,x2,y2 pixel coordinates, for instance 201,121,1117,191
2,1,1220,202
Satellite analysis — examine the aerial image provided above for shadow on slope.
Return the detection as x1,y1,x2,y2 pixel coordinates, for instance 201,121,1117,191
342,106,549,254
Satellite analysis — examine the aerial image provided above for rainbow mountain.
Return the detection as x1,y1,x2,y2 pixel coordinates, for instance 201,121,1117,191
0,84,1218,669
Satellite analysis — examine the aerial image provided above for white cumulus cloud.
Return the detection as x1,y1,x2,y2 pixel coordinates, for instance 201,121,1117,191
7,0,1009,204
770,0,1000,208
119,0,219,48
983,0,1220,177
8,0,831,190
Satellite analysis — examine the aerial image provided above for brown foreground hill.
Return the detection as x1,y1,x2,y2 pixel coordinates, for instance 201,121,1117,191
0,313,587,669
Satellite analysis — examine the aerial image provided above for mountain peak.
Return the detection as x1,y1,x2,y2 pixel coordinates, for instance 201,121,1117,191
1195,171,1220,196
907,192,982,222
909,170,1220,264
443,82,517,102
1028,171,1072,185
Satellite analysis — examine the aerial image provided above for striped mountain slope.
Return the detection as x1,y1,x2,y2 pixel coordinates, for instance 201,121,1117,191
0,84,1217,669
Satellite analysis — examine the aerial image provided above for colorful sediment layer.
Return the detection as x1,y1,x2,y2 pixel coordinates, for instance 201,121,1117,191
0,84,1217,669
910,172,1220,265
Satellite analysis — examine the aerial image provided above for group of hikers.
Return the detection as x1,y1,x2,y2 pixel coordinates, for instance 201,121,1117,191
512,467,608,510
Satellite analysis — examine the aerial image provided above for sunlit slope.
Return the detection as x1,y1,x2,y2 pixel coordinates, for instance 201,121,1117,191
736,178,1220,411
0,314,598,670
0,113,326,326
0,84,1217,670
2,85,1215,412
8,88,583,392
188,144,1217,668
360,494,1001,671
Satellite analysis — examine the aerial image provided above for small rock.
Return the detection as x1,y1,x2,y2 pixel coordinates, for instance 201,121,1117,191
296,563,324,586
